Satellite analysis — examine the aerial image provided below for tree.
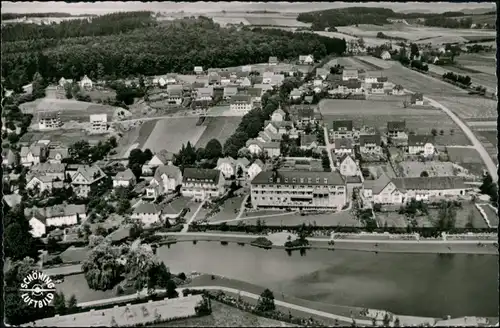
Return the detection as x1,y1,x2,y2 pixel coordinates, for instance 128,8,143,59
143,148,153,162
4,204,39,261
82,242,124,291
410,43,419,59
431,129,437,136
382,313,391,326
166,279,178,299
53,292,67,315
256,288,275,312
205,139,223,160
67,294,78,313
394,317,401,327
420,171,429,177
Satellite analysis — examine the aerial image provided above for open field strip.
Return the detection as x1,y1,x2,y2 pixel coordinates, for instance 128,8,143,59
429,95,497,120
467,121,497,127
195,116,242,148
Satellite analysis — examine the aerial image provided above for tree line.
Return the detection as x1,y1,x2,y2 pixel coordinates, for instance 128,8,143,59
2,15,346,91
1,12,80,20
442,72,472,86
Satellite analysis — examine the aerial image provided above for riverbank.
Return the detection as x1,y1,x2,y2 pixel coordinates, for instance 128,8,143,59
160,233,499,255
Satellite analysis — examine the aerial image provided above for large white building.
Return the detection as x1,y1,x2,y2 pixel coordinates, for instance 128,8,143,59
250,171,347,211
407,135,435,157
38,112,62,130
25,204,86,237
229,94,253,112
90,114,108,134
181,168,225,201
146,165,182,200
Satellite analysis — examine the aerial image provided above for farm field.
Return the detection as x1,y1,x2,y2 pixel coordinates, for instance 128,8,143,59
19,98,124,122
428,63,496,93
446,147,486,176
142,117,206,153
478,204,498,228
195,116,242,148
245,16,310,27
319,99,471,146
473,130,497,165
208,196,245,223
326,57,377,71
430,96,497,121
397,161,462,178
20,129,108,148
229,211,361,227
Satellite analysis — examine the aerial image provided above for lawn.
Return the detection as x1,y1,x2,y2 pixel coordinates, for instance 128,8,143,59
55,274,117,303
195,116,242,148
375,212,408,228
208,196,245,223
243,210,288,218
431,96,497,121
326,57,375,71
20,129,109,148
157,300,292,327
397,161,458,178
478,204,498,228
82,88,117,102
428,203,486,228
474,130,497,164
319,99,471,146
228,211,361,227
142,117,206,153
446,147,486,176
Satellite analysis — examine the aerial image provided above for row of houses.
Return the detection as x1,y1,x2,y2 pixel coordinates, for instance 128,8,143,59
2,142,70,168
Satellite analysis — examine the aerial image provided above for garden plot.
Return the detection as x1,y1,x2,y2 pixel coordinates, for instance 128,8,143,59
428,204,486,229
397,161,468,178
431,96,497,120
446,147,486,176
195,116,241,148
474,131,497,165
228,211,361,227
375,212,408,228
319,99,470,146
141,117,206,153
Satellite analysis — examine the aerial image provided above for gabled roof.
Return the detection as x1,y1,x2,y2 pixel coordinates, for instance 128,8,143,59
251,159,265,169
262,142,280,149
371,83,384,89
71,165,105,184
343,69,358,76
223,87,238,96
301,134,318,147
183,168,220,184
235,157,250,168
290,88,302,96
363,173,392,194
359,134,381,146
332,120,353,131
219,71,231,79
265,120,293,130
152,149,174,164
20,145,42,157
408,135,434,146
30,163,65,174
25,204,86,222
246,87,262,97
48,147,69,160
411,93,424,102
153,165,181,182
197,87,214,96
335,138,353,149
392,176,467,191
387,121,406,131
273,107,286,117
252,76,264,85
217,157,236,168
231,94,252,104
133,202,161,215
377,76,388,82
114,168,135,181
246,139,262,148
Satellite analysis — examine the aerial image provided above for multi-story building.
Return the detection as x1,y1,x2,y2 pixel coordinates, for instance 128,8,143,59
181,168,225,201
21,143,47,167
69,165,106,198
38,112,62,130
25,204,86,237
146,165,182,200
359,134,382,156
370,83,384,94
90,114,108,134
407,135,435,157
331,120,354,140
334,138,354,155
290,105,321,129
337,154,359,177
113,168,136,188
387,121,408,140
250,171,347,211
229,95,253,112
342,69,359,81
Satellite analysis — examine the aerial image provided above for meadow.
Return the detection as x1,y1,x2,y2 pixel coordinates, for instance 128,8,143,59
319,99,471,146
141,117,206,153
195,116,242,148
430,96,497,121
446,147,486,176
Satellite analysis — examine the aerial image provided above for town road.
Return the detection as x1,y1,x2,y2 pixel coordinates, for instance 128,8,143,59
182,198,207,232
323,126,336,171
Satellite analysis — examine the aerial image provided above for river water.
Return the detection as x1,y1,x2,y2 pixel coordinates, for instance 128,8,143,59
157,242,498,318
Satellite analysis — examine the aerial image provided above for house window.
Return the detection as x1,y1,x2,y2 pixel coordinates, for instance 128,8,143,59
300,178,304,183
269,178,273,182
292,178,296,183
324,178,328,184
284,178,288,183
316,178,320,183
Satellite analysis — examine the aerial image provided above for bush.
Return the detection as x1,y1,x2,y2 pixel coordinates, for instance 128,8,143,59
251,237,273,248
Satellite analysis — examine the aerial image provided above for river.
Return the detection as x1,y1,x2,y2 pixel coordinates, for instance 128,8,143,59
155,242,498,318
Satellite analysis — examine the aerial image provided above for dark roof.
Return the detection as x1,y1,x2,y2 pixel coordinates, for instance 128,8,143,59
293,105,315,119
332,120,353,131
371,83,384,89
392,176,467,191
334,138,353,149
341,80,362,89
408,135,434,146
251,170,345,186
359,134,381,146
246,87,262,97
231,94,252,104
377,76,388,82
411,93,424,102
183,168,220,184
345,175,363,184
252,76,264,84
387,121,406,132
300,134,318,147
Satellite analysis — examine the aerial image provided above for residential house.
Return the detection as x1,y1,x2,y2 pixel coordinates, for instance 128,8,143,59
359,134,382,156
364,74,378,84
387,121,408,140
299,55,314,65
165,73,177,84
219,72,231,86
291,105,321,128
90,114,108,134
216,157,237,178
331,120,354,140
142,150,175,175
25,204,86,237
313,79,323,87
181,168,226,201
234,157,250,178
79,75,93,89
58,77,73,87
208,72,221,86
337,154,359,177
70,165,106,197
407,135,435,157
411,93,424,106
392,176,469,202
262,71,274,84
300,134,318,150
290,88,302,100
258,130,281,143
38,112,62,130
392,84,405,95
190,100,210,115
239,77,252,88
153,77,167,87
247,159,265,181
271,107,285,122
254,83,273,94
2,149,19,168
334,138,354,155
270,74,285,87
113,168,136,188
47,147,69,163
20,144,47,167
370,83,384,94
268,56,278,65
246,87,263,105
166,84,184,104
438,47,446,54
241,65,252,72
246,139,264,155
250,170,347,210
316,68,329,80
229,94,253,112
196,87,214,101
30,163,65,181
381,51,391,60
329,80,363,95
223,86,238,100
363,174,404,205
264,120,296,137
146,165,182,200
194,66,204,74
26,174,62,193
131,202,162,226
342,69,359,81
262,142,281,158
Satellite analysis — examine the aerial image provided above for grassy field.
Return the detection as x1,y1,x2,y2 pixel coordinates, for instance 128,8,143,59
142,117,206,153
156,300,293,327
82,88,117,102
20,129,109,148
208,196,245,223
477,130,497,147
55,274,117,303
375,212,408,228
397,161,457,178
319,99,471,146
431,96,497,121
326,57,376,71
446,147,486,176
229,211,361,227
471,129,497,165
478,204,498,228
195,117,242,148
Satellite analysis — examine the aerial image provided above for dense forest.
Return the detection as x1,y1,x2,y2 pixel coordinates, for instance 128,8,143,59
1,12,77,20
1,12,346,90
297,6,485,30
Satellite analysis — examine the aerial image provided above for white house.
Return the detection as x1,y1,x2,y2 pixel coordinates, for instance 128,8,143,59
196,87,214,101
407,135,435,157
132,202,162,226
342,69,358,81
270,74,285,87
165,73,177,84
229,95,253,113
247,159,265,181
47,147,69,164
364,75,378,84
146,165,182,200
299,54,314,65
392,85,405,95
381,51,391,60
79,75,93,89
411,93,424,106
337,154,359,177
194,66,204,74
113,168,136,188
300,134,318,150
181,168,225,201
70,165,106,198
20,144,46,167
370,82,384,94
58,77,74,87
25,204,86,237
142,150,175,175
26,175,62,193
262,71,274,84
241,65,252,72
240,77,252,87
363,174,405,205
246,139,264,155
387,121,408,140
289,88,302,100
216,157,237,178
262,142,281,158
271,107,285,122
334,138,354,155
38,112,62,130
393,176,469,203
359,134,382,156
90,114,108,134
313,79,323,87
